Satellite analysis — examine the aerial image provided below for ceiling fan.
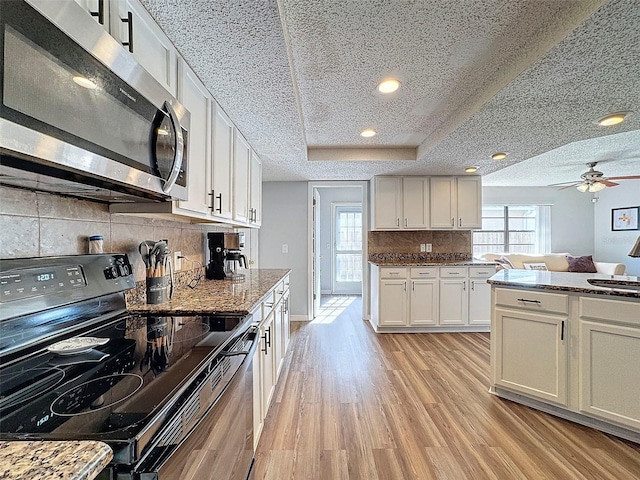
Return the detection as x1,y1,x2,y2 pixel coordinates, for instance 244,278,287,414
550,162,640,192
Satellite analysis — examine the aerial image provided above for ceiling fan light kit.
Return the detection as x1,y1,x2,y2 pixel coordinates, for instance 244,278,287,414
553,161,640,192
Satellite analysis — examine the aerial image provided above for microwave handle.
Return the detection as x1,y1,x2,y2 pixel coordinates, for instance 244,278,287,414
161,101,184,194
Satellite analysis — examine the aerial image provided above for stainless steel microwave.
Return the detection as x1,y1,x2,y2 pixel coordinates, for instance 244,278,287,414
0,0,189,202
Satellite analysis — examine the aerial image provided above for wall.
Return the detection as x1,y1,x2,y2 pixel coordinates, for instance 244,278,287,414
259,182,308,317
482,186,594,255
318,187,362,293
593,179,640,275
0,186,230,282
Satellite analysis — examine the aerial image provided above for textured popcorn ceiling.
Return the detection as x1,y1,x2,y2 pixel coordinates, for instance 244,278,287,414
140,0,640,184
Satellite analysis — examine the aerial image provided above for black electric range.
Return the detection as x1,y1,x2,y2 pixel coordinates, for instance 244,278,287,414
0,254,257,479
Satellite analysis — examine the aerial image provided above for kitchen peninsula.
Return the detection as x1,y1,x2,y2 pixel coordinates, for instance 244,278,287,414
488,269,640,443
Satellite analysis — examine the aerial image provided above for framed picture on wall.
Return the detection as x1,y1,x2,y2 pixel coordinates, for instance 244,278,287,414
611,206,639,231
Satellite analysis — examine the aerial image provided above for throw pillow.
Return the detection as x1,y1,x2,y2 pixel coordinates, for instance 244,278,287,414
496,255,514,269
523,262,548,271
566,255,597,273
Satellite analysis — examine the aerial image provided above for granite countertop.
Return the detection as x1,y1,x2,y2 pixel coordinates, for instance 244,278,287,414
0,441,112,480
488,269,640,299
370,259,497,267
127,268,291,315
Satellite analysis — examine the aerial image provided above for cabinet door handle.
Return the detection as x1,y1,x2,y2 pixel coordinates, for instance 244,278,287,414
459,217,462,227
208,189,215,211
561,321,565,341
404,281,407,292
463,281,466,291
404,218,408,227
471,280,475,291
266,327,271,348
517,298,541,304
121,12,134,53
90,0,105,25
216,193,223,213
396,218,400,227
451,217,455,226
412,281,415,291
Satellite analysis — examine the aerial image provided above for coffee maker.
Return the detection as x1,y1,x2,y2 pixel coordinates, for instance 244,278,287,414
205,232,226,280
205,232,248,280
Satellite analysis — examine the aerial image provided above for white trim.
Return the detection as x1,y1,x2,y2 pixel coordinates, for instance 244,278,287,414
307,181,369,322
290,315,310,322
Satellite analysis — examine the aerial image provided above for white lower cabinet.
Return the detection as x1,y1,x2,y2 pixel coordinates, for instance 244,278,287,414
252,275,291,448
371,265,488,330
578,297,640,431
468,267,494,325
491,288,640,440
493,307,568,405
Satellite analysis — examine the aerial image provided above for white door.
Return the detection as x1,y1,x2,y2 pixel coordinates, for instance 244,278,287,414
402,177,429,229
410,279,438,325
332,204,363,294
379,280,407,327
373,177,402,229
430,177,456,229
439,279,468,325
312,189,321,318
457,176,482,229
211,103,234,219
233,131,250,223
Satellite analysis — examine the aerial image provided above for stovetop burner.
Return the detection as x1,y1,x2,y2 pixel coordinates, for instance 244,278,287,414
50,373,144,417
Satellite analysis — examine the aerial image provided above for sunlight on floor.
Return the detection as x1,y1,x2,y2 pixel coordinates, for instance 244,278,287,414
312,296,358,324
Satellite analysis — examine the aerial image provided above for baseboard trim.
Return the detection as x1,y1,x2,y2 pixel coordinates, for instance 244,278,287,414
290,315,310,322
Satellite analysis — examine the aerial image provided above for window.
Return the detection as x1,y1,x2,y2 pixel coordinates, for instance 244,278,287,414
333,205,362,293
473,205,551,256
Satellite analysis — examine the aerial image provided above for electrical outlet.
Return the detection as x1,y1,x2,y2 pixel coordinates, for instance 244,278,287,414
420,244,426,252
426,243,432,252
282,244,289,254
174,251,182,271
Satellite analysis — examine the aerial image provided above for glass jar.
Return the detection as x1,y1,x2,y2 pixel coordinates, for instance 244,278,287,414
88,235,104,254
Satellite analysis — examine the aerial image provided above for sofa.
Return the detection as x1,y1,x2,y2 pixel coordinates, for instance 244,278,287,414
478,252,626,276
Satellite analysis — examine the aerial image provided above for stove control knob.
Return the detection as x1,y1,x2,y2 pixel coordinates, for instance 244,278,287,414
104,266,119,279
118,265,127,276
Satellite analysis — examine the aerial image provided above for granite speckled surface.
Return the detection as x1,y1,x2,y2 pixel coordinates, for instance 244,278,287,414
126,269,291,315
369,253,495,266
0,441,112,480
488,269,640,298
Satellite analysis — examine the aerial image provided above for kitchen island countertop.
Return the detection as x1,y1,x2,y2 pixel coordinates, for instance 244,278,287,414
0,441,112,480
488,269,640,298
369,259,496,267
127,268,291,315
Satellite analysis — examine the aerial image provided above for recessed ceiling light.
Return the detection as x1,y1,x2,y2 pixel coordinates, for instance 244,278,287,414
377,79,401,94
464,166,478,173
360,128,376,137
491,152,507,161
72,75,97,89
597,112,628,126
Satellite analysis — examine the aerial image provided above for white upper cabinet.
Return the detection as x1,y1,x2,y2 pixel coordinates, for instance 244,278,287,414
211,103,234,220
175,57,211,217
372,177,402,229
430,176,481,229
371,176,428,230
73,0,111,30
110,0,177,96
402,177,429,229
233,130,250,224
249,151,262,227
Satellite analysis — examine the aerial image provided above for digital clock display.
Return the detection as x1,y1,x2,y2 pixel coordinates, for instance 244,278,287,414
34,272,56,282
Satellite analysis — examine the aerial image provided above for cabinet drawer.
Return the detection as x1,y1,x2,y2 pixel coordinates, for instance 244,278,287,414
495,288,568,314
469,266,496,278
580,297,640,327
380,267,407,279
439,267,467,277
410,267,437,278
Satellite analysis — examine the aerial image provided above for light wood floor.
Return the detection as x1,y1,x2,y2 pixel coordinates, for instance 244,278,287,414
251,296,640,479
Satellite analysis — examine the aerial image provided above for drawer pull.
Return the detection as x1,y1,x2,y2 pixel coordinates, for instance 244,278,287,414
517,298,541,304
448,272,460,275
561,320,565,341
388,272,400,275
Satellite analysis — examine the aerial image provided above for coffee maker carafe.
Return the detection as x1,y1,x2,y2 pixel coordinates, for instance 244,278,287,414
224,250,247,281
205,232,226,280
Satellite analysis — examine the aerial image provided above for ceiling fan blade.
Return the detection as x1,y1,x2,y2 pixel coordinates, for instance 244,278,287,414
548,181,579,187
600,180,619,187
558,183,580,190
607,175,640,180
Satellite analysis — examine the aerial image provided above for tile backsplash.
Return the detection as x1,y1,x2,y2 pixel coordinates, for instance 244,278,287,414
0,186,230,282
368,230,472,262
